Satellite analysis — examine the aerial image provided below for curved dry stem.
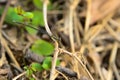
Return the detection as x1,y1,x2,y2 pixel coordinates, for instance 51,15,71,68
42,1,59,80
43,0,53,37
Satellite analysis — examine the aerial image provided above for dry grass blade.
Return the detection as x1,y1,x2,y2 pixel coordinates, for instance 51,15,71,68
87,44,105,80
0,37,21,68
12,71,26,80
105,24,120,41
59,49,94,80
42,1,60,80
0,0,21,69
49,41,59,80
1,0,120,79
74,13,81,46
112,63,120,80
85,0,92,33
87,13,114,42
56,70,68,80
90,0,120,24
68,8,75,52
107,42,118,80
43,0,53,37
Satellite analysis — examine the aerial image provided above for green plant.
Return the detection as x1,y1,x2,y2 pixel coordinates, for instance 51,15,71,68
14,6,44,34
25,10,44,34
31,39,60,70
0,6,44,34
0,3,60,78
24,57,60,79
24,62,43,80
24,39,60,79
31,39,54,56
42,57,60,70
0,0,56,35
14,6,34,22
33,0,54,10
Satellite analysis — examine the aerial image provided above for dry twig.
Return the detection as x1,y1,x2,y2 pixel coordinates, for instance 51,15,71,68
43,1,59,80
12,71,26,80
0,0,21,69
107,42,118,80
59,48,94,80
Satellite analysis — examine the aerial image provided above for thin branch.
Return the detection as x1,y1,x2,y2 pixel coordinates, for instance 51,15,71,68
112,63,120,80
0,0,11,30
12,71,26,80
43,0,53,37
107,42,118,80
56,70,68,80
59,49,94,80
42,1,59,80
0,37,21,68
0,0,21,68
84,0,91,34
69,4,74,52
49,41,59,80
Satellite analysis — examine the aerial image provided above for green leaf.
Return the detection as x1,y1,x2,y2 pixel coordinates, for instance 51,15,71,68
33,0,54,10
30,78,35,80
26,10,44,34
0,7,24,25
31,62,43,71
32,10,44,26
42,57,60,70
26,69,33,77
24,66,29,70
25,26,37,34
23,12,34,19
42,57,52,70
56,59,60,66
31,40,54,56
33,0,43,9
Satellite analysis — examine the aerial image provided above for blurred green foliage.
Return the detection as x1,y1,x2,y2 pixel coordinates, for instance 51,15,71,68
31,39,54,56
0,1,60,78
0,7,44,34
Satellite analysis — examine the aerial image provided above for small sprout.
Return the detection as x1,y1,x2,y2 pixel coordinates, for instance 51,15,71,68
26,69,33,77
30,62,43,71
42,57,52,70
24,66,33,78
24,63,42,80
42,57,60,70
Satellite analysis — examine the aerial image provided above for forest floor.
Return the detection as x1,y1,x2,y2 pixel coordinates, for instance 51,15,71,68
0,0,120,80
